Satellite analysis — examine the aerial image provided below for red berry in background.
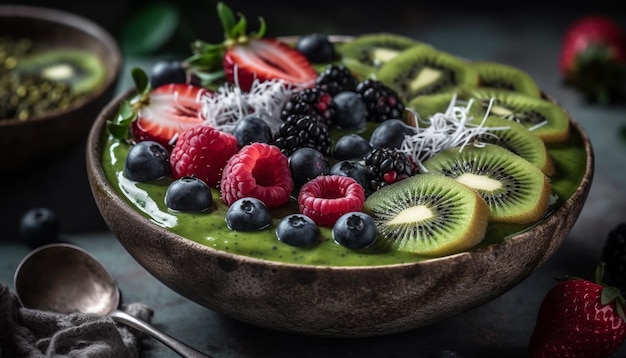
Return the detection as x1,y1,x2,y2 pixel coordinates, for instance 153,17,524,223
528,263,626,357
559,15,626,104
170,125,239,188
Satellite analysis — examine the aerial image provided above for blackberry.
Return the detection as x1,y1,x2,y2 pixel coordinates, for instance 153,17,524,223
315,64,358,96
273,115,332,157
603,223,626,291
280,87,335,125
356,79,405,122
364,147,413,192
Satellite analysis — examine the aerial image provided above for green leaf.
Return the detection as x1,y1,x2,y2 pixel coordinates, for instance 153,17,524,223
193,70,226,87
131,67,150,95
231,15,248,39
601,286,622,305
217,2,236,39
118,2,180,56
251,17,266,39
106,100,137,141
186,52,224,71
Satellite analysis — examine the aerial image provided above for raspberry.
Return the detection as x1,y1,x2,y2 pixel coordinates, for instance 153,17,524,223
297,175,365,227
170,125,239,187
220,143,294,208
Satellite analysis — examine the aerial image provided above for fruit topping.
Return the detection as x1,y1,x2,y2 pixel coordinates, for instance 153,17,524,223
288,147,330,189
469,60,541,98
188,2,316,91
148,59,188,88
220,142,293,208
276,214,320,247
165,176,214,212
332,91,367,130
315,64,358,96
272,114,332,157
330,160,370,191
364,147,414,192
333,134,372,161
423,143,551,224
362,173,490,257
170,125,239,187
369,118,416,150
296,33,336,63
123,140,171,182
332,212,378,249
225,197,272,231
280,86,335,126
19,207,59,247
231,114,273,147
132,83,209,150
298,175,365,227
355,79,406,122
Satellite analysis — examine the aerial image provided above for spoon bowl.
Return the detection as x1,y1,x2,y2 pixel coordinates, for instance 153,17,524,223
14,243,211,358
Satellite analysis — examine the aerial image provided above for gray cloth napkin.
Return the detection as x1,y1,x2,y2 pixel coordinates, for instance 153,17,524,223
0,282,153,358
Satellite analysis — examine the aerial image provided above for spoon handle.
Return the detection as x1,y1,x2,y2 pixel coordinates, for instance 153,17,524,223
110,309,213,358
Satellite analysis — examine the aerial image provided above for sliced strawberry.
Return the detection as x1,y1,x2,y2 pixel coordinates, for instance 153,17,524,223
224,38,317,91
131,83,211,150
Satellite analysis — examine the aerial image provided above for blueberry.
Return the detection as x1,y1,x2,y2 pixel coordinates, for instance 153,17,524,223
276,214,320,247
123,141,171,182
369,118,416,149
226,197,272,231
19,207,59,247
232,115,273,147
330,161,369,191
295,33,336,63
332,91,367,130
149,60,187,88
333,134,372,160
289,147,329,188
165,176,213,212
332,212,377,249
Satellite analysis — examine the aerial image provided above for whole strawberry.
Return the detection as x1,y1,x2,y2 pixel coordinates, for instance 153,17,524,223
528,263,626,357
559,15,626,104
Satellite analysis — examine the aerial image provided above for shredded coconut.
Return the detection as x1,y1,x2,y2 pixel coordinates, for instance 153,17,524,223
201,78,293,134
399,94,511,172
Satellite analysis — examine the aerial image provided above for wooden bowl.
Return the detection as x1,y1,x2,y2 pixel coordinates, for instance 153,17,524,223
0,5,121,172
86,88,593,337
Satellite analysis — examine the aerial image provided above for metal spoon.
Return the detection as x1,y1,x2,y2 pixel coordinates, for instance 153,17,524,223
13,243,212,358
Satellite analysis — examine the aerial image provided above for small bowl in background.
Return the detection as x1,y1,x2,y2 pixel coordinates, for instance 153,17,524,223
0,5,122,173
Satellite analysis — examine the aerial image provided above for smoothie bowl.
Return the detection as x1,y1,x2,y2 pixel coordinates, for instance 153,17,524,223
0,5,121,172
86,4,593,337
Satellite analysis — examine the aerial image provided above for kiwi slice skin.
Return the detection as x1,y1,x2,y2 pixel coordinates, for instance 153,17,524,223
339,33,427,78
459,87,570,144
15,48,106,95
362,172,490,257
423,143,551,225
476,116,555,176
469,61,541,98
377,46,479,103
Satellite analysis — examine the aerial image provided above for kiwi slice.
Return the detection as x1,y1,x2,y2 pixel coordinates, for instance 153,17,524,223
407,92,484,121
15,48,106,95
377,46,479,102
459,87,570,144
423,143,551,224
362,172,490,257
338,33,427,78
475,116,555,176
469,61,541,98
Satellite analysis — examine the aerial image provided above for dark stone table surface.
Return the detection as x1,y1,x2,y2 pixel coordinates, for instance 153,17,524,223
2,6,626,358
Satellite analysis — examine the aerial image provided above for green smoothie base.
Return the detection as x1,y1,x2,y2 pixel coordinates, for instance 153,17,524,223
101,121,586,267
